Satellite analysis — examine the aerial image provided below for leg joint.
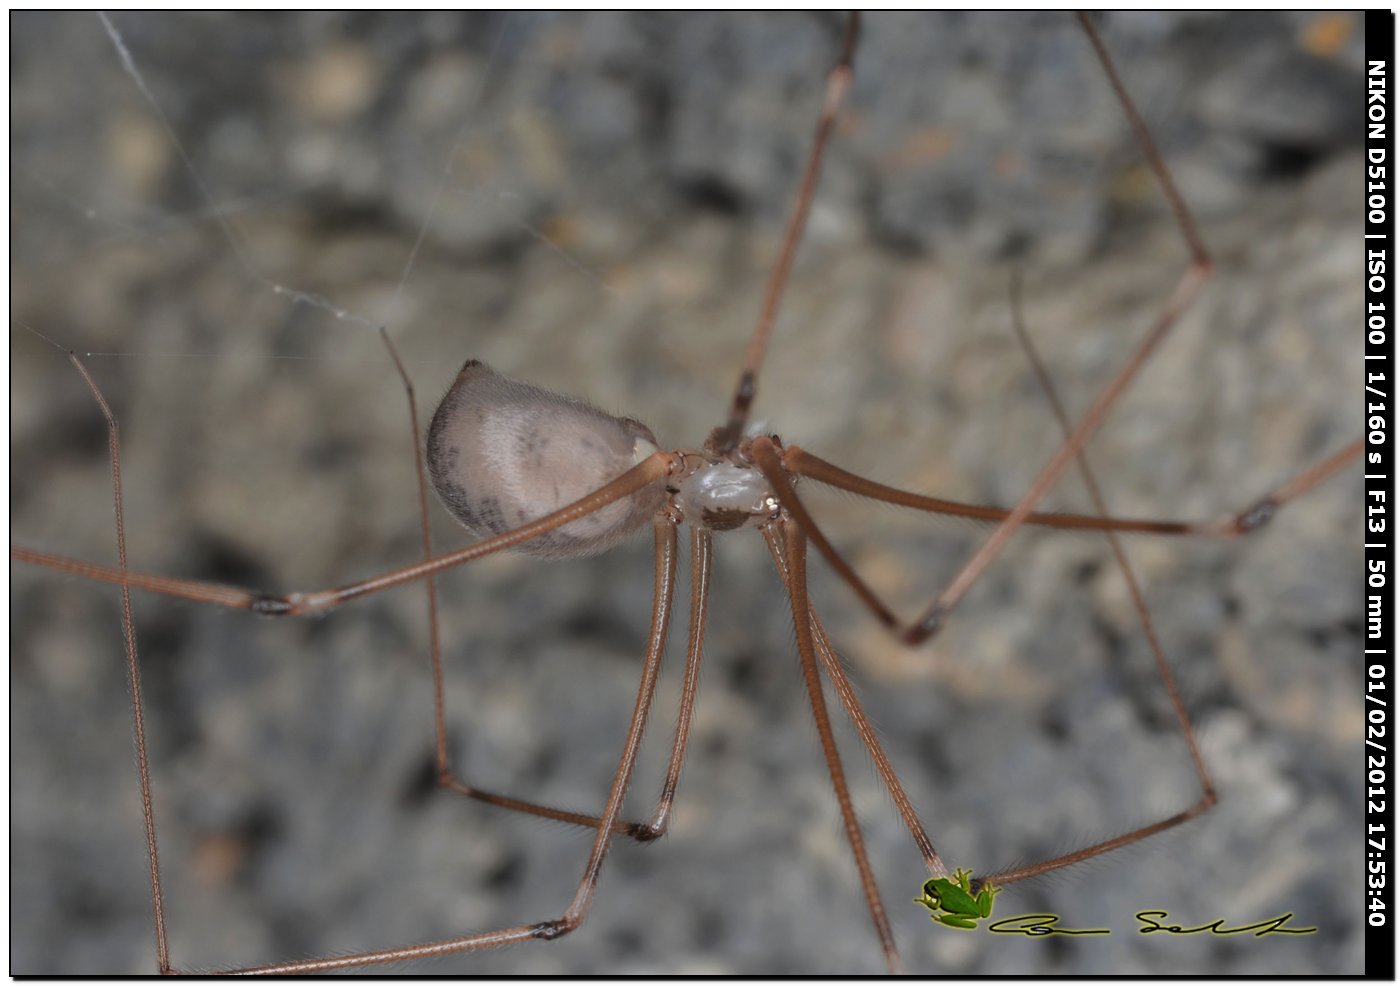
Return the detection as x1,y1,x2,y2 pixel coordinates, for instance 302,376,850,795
531,918,575,942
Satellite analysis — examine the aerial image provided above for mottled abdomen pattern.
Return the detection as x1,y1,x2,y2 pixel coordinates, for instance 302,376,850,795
426,361,665,557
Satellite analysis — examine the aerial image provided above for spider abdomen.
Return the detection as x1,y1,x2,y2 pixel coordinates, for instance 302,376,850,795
426,361,665,557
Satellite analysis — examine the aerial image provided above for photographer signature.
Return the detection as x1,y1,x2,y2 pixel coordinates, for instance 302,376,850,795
985,910,1317,938
915,869,1317,939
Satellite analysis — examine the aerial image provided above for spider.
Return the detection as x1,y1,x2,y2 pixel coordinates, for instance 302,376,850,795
12,11,1364,974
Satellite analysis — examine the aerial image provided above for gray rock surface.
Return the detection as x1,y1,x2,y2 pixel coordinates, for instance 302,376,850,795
12,11,1364,974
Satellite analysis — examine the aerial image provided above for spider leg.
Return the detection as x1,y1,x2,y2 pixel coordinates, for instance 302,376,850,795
966,271,1217,889
57,345,173,973
781,440,1362,540
201,518,681,974
434,528,711,843
383,326,709,841
763,524,947,879
747,12,1360,645
769,518,902,974
10,453,675,615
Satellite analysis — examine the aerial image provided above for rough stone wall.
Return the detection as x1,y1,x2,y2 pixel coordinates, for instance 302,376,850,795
11,11,1363,974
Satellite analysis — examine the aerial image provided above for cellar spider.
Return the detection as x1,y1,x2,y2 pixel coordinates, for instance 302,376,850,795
11,11,1365,974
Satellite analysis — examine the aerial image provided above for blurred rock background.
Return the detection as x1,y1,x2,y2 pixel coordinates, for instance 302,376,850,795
12,11,1364,974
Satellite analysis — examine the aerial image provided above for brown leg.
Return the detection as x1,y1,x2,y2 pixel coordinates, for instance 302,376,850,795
762,524,946,878
887,14,1204,644
634,526,713,840
13,342,682,839
771,518,902,974
52,341,173,974
969,274,1215,889
211,518,681,974
751,432,1360,642
442,526,711,844
381,324,701,840
10,451,676,615
711,12,860,454
781,439,1363,539
60,334,689,972
743,12,1361,645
